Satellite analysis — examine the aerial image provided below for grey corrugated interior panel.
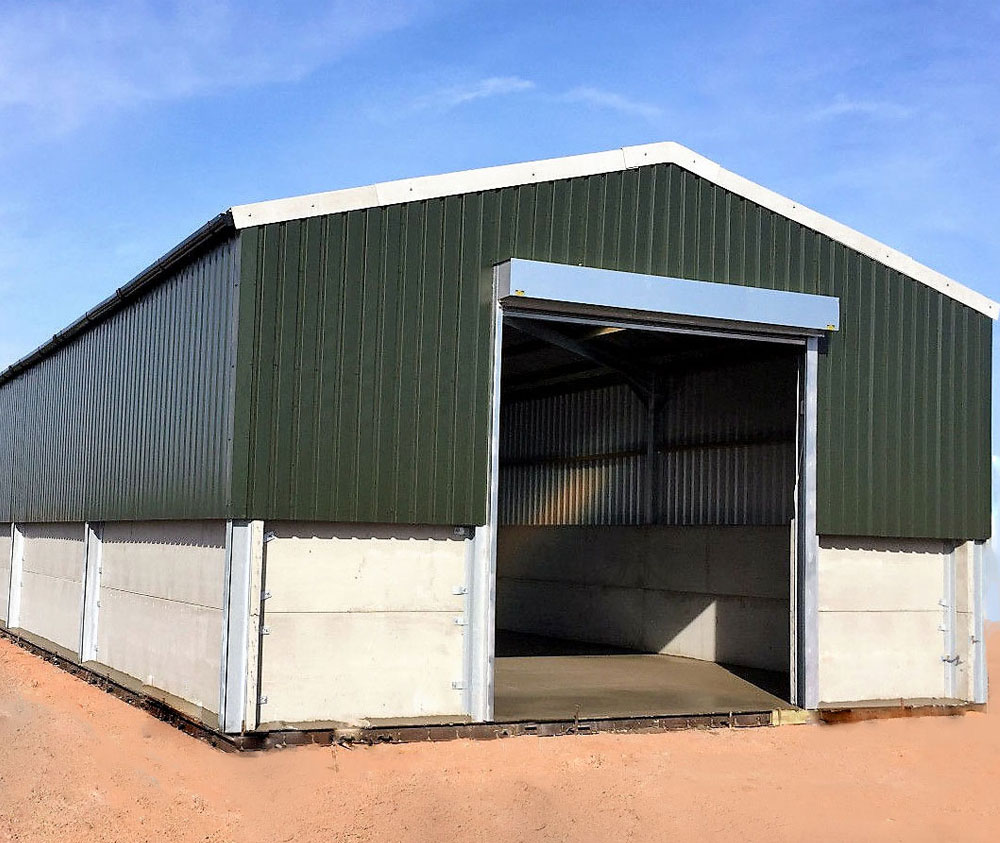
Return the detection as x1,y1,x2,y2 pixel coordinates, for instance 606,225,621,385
500,385,646,526
499,357,796,527
235,162,990,539
0,235,240,522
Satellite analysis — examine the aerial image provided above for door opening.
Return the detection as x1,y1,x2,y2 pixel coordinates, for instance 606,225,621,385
486,311,807,722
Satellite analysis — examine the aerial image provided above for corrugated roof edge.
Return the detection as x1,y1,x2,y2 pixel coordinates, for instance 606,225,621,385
230,141,999,319
0,212,235,389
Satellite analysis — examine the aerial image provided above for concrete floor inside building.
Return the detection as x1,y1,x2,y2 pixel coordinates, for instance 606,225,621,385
493,632,790,722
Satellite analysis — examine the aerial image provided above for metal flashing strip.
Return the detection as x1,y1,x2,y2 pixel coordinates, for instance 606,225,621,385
6,524,24,629
229,141,998,319
78,522,102,663
972,541,988,704
464,299,504,723
219,520,255,734
497,259,840,334
796,338,820,709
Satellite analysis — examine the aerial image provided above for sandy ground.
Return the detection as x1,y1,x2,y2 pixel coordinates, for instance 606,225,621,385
1,630,999,842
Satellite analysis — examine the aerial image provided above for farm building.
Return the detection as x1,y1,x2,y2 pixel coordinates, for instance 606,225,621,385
0,142,993,737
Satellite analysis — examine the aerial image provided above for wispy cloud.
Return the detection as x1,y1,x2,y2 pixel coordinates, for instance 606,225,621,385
808,96,913,122
0,0,429,142
562,86,663,122
412,76,535,111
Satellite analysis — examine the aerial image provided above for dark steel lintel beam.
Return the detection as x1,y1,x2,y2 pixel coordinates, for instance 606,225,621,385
506,317,654,401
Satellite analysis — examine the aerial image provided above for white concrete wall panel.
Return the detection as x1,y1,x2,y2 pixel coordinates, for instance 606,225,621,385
0,525,11,624
96,521,226,714
260,612,464,725
258,524,468,726
818,611,945,702
496,525,790,671
97,589,223,710
18,523,85,651
817,537,953,704
818,539,948,611
100,521,226,609
263,524,466,613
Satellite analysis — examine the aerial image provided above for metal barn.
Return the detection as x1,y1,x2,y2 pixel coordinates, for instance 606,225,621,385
0,142,993,737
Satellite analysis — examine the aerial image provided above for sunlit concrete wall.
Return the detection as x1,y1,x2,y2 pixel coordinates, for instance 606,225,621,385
95,521,227,717
257,523,468,727
17,523,86,653
497,525,791,672
817,537,954,703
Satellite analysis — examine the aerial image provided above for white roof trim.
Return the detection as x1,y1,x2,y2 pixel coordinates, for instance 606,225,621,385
229,142,998,319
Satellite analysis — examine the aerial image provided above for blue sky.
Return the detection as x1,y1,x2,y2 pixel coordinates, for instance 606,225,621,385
1,0,998,610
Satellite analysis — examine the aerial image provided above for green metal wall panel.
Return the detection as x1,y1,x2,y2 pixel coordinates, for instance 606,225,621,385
0,236,240,522
235,163,991,539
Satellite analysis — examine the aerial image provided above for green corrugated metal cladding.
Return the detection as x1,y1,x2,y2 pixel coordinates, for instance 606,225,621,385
0,236,240,522
0,162,989,538
233,163,991,540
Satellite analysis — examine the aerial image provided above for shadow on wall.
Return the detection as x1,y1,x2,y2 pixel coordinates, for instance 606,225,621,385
819,536,956,554
494,524,791,673
101,521,226,549
264,523,466,542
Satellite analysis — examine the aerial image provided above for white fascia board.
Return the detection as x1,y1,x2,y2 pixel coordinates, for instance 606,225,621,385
229,141,998,319
655,144,1000,319
229,148,627,228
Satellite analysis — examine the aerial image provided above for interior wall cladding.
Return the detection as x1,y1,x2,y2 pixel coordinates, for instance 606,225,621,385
499,357,798,527
0,236,239,523
239,160,989,538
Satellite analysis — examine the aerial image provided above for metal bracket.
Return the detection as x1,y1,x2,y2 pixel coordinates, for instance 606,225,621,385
451,681,464,690
259,696,268,705
451,585,468,596
263,531,276,544
453,616,467,626
262,590,272,600
942,654,961,664
261,626,271,636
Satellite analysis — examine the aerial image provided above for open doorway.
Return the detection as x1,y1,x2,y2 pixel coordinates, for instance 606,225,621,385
491,313,801,722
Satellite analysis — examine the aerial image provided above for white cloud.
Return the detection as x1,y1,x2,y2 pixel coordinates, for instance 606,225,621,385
562,86,663,122
808,96,913,122
412,76,535,111
0,0,428,141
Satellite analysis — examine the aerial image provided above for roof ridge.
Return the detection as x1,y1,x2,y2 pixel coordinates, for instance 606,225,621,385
229,141,998,319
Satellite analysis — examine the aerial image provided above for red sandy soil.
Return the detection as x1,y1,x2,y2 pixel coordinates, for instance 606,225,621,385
2,629,999,842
